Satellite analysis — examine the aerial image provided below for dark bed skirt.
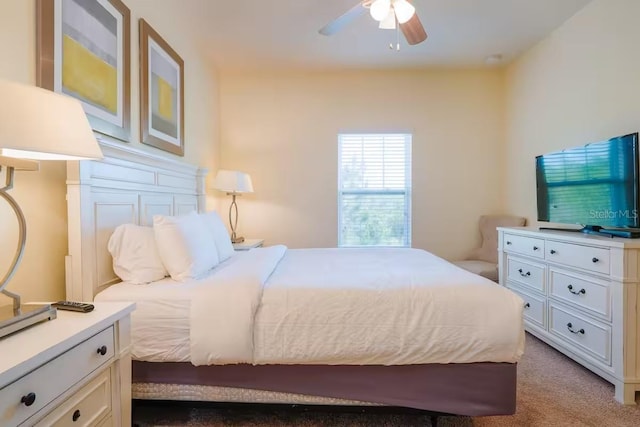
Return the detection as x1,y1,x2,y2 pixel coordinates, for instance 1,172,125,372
132,361,517,416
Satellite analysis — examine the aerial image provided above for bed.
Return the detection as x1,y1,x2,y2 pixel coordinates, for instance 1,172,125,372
65,140,525,416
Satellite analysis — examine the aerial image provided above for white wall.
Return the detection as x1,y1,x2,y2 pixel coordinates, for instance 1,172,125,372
5,0,613,304
219,69,506,260
0,0,220,304
505,0,640,222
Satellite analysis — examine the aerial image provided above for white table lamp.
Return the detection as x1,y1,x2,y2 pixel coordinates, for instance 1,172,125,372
214,169,253,243
0,79,103,338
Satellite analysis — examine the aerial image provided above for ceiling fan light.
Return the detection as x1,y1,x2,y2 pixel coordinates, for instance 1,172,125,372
378,9,396,29
393,0,415,24
370,0,391,21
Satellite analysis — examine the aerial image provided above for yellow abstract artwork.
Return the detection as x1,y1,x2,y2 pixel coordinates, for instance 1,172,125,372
62,35,117,114
157,76,174,121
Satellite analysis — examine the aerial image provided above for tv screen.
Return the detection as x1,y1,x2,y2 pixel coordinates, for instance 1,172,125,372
536,133,640,229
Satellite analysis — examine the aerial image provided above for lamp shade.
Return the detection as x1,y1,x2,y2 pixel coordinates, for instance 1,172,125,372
393,0,416,24
378,9,396,29
370,0,391,21
214,170,254,194
0,80,103,161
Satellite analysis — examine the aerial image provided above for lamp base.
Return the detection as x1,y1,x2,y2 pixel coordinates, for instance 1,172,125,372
231,236,245,244
0,303,57,339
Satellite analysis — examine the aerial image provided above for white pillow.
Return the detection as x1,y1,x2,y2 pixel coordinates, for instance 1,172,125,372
107,224,168,284
200,211,235,261
153,211,220,281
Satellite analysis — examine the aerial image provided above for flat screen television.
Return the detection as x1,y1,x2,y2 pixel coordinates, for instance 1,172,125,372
536,132,640,237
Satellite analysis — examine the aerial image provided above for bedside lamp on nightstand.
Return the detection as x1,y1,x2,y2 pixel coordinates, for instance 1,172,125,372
0,80,103,338
214,169,254,244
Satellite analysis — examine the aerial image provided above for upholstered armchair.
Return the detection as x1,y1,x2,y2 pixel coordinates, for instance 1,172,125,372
453,215,527,281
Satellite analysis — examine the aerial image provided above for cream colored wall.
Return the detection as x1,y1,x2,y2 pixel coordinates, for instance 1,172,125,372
219,69,505,260
505,0,640,223
0,0,219,304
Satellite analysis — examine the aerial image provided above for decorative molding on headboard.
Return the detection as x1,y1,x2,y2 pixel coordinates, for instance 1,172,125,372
66,137,207,301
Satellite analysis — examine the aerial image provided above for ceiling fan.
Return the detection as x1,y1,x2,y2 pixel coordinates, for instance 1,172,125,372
319,0,427,46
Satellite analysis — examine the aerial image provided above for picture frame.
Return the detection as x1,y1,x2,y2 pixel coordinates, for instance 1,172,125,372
139,19,185,156
36,0,131,142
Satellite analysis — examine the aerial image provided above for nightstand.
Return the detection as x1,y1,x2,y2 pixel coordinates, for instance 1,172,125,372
0,302,135,427
233,239,264,251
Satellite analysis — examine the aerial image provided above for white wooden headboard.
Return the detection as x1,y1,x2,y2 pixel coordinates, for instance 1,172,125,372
65,139,207,301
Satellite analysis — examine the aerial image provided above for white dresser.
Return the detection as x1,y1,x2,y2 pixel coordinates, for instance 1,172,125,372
498,227,640,404
0,302,135,426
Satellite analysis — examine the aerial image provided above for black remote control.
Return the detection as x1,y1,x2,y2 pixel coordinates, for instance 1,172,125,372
52,301,95,313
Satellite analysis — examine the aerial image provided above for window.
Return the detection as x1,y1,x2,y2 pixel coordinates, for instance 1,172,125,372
338,133,412,247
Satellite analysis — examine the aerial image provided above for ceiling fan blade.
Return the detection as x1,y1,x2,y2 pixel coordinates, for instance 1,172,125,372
400,12,427,45
319,2,367,36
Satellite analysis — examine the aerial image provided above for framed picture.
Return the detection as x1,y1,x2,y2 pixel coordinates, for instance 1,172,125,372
36,0,131,142
139,19,184,156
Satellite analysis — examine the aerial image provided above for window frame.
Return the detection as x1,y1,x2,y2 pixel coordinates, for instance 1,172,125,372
337,133,412,248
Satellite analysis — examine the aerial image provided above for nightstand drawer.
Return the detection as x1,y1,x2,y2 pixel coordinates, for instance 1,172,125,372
549,269,610,320
34,370,111,427
546,241,610,274
503,233,545,259
506,257,545,293
0,327,114,427
549,303,611,365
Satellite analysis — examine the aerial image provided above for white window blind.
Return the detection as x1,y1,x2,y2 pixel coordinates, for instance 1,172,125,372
338,133,412,247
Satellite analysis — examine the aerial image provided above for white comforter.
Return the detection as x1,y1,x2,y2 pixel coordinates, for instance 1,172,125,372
189,246,525,366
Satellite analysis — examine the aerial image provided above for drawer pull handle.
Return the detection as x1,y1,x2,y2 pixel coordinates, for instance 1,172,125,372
533,246,539,251
72,409,81,422
567,284,586,295
97,345,108,356
592,257,599,263
550,249,557,254
518,268,531,277
506,241,512,245
567,322,585,335
524,302,531,309
21,392,36,407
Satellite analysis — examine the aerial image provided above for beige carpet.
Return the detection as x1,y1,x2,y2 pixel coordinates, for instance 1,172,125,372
468,334,640,427
133,334,640,426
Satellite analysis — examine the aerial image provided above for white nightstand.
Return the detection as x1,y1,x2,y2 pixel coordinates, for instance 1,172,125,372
233,239,264,251
0,302,135,427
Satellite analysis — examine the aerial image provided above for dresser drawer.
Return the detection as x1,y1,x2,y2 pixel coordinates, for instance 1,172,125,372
508,285,546,329
549,303,611,365
549,269,610,320
545,241,610,274
0,327,114,427
97,415,112,427
503,233,545,259
506,257,546,293
34,370,111,427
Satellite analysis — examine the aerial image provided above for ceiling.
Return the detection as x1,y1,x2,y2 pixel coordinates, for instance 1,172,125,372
177,0,593,70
